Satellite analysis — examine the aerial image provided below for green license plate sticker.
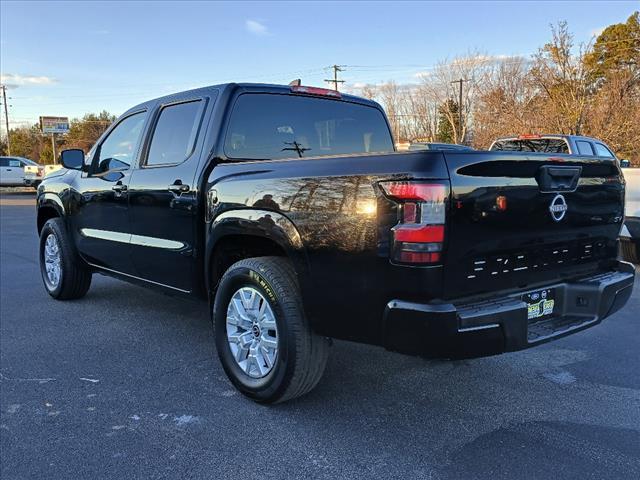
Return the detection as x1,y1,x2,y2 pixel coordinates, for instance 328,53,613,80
523,288,555,320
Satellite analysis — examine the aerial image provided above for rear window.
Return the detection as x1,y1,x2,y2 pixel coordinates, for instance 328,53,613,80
224,93,393,160
491,138,569,154
409,143,432,151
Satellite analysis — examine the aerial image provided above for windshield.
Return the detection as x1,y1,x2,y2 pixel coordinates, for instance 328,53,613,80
224,93,394,160
491,138,569,153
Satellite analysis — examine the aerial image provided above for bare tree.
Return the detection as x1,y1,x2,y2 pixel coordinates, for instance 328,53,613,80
585,68,640,161
529,22,592,134
378,81,402,141
473,57,539,147
418,53,491,144
360,84,377,100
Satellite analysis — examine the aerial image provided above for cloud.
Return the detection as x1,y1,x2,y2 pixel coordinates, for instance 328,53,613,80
245,19,269,36
0,73,56,86
449,54,520,67
414,71,432,79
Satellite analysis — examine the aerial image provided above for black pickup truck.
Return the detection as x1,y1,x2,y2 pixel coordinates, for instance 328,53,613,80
36,83,635,403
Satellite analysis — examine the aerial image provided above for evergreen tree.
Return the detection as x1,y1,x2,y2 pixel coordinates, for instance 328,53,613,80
436,99,459,143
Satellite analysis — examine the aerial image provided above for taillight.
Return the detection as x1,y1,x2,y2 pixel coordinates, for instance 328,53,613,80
380,181,448,265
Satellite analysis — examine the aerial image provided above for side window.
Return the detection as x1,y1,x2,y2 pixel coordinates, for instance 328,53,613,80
594,143,614,158
8,159,21,167
0,158,9,167
93,112,146,175
576,141,594,156
146,100,203,166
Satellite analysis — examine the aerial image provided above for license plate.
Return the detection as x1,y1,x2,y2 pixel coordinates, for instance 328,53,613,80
523,288,555,321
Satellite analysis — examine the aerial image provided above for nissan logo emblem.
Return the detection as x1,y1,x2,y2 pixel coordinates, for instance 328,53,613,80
549,194,568,222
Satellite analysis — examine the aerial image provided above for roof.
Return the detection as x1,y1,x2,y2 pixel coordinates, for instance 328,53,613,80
122,83,381,117
494,134,603,142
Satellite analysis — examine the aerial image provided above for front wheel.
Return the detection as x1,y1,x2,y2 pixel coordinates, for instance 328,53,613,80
39,218,92,300
213,256,329,404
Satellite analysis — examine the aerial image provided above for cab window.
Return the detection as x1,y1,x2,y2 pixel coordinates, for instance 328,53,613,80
92,112,146,175
594,143,614,158
145,100,203,166
576,141,594,155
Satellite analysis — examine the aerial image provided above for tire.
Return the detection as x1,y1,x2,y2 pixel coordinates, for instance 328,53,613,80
620,239,639,264
213,256,329,404
39,217,92,300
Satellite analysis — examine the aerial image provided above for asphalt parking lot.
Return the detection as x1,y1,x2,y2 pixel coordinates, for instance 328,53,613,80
1,192,639,480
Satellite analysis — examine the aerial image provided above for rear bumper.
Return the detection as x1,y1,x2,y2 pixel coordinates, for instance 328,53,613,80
383,261,635,358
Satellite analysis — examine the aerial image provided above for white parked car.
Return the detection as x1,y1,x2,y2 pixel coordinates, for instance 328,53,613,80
0,156,41,187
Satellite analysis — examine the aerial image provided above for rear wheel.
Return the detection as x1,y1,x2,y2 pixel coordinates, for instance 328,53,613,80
213,256,329,403
39,218,92,300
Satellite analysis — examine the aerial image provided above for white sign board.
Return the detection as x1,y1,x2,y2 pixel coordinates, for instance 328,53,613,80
40,116,70,134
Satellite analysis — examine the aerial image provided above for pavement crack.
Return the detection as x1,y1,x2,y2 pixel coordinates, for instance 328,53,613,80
0,372,56,383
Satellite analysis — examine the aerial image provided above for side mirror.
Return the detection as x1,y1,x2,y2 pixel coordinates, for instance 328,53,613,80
60,149,84,170
620,159,631,168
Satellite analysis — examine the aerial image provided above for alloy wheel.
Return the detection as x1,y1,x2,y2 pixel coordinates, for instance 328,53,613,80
226,287,279,378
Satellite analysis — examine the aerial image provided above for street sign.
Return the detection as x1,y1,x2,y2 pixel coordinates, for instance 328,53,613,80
40,116,70,134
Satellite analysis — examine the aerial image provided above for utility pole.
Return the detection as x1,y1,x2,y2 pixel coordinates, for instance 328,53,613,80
1,84,10,155
51,134,57,164
450,79,466,144
324,65,345,91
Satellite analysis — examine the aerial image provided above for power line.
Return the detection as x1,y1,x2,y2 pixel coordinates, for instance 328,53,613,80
8,67,330,100
344,41,638,74
324,65,346,91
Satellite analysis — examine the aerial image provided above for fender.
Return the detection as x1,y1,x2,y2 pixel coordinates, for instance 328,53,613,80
37,192,66,216
204,208,310,297
36,192,66,234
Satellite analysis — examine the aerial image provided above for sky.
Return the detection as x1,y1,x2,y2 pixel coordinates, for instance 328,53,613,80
0,0,637,129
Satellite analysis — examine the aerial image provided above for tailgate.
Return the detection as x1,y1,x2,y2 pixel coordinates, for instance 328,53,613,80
442,152,624,298
24,165,44,179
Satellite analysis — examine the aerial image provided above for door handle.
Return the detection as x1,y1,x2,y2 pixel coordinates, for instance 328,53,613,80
112,183,127,192
168,181,190,194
